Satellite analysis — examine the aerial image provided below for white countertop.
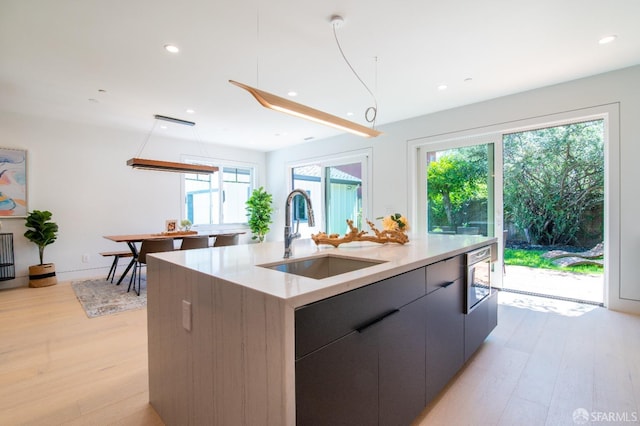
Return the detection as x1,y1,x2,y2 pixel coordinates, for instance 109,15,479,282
150,234,496,307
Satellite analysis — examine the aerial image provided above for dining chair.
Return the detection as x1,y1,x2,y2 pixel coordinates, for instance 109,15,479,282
128,238,174,295
180,235,210,250
213,234,239,247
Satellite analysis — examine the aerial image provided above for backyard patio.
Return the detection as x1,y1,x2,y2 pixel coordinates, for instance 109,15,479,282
502,265,604,305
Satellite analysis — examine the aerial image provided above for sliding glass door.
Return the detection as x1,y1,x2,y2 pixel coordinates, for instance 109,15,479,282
416,136,502,289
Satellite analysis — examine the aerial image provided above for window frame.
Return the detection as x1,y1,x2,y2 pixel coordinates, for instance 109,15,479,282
182,156,257,226
407,104,619,305
287,149,372,237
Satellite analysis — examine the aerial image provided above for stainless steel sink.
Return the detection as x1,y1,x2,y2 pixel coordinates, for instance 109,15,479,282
259,254,386,280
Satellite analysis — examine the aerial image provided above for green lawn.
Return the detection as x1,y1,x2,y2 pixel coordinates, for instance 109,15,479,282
504,248,603,274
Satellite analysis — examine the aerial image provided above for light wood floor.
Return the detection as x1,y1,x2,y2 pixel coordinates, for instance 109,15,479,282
1,283,639,425
415,292,640,426
0,282,163,425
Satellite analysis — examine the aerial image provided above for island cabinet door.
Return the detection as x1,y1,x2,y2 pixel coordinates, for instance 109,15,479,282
295,297,428,426
464,289,499,362
295,329,378,426
378,295,428,426
295,267,427,425
425,278,465,404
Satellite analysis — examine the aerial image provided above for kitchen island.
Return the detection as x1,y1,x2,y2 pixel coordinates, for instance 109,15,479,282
147,234,497,425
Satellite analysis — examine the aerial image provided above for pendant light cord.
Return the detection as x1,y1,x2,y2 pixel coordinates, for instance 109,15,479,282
135,117,203,159
135,119,159,158
256,5,260,87
332,20,378,127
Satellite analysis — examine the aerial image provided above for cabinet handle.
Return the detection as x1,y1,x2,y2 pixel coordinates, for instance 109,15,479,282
441,281,455,289
356,309,400,333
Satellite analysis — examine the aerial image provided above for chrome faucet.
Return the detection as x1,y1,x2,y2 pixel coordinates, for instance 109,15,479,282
284,189,315,258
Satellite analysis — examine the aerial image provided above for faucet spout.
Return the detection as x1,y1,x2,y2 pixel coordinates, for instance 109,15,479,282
284,189,315,258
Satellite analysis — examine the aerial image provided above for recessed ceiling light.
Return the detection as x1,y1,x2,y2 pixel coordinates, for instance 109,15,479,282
346,112,354,117
164,44,180,53
160,125,168,129
287,91,297,97
598,35,617,45
186,109,195,114
438,84,448,91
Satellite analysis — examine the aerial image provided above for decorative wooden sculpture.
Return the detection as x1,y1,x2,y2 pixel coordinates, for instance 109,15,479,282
311,219,409,247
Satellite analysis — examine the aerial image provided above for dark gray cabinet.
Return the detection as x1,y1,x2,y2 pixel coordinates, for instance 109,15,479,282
464,289,499,361
295,268,425,359
296,327,378,425
425,255,465,404
295,268,427,426
295,253,497,425
425,278,464,403
378,296,427,425
426,254,463,294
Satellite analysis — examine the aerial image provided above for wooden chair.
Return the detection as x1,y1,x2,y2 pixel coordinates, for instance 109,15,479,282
128,238,174,295
213,234,239,247
180,235,210,250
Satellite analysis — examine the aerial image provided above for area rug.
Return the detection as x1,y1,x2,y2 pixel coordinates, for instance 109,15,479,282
71,277,147,318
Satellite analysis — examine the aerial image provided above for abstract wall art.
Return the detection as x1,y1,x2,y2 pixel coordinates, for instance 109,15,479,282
0,148,27,218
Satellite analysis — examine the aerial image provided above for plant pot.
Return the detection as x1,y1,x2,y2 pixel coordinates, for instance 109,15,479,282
28,263,57,287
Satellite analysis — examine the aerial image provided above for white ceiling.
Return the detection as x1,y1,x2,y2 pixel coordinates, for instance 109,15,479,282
1,0,639,152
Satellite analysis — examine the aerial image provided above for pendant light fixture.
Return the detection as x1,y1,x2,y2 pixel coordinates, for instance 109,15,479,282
230,14,381,138
127,115,218,174
229,80,381,138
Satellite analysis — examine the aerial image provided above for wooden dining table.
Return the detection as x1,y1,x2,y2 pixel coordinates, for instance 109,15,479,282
103,231,243,285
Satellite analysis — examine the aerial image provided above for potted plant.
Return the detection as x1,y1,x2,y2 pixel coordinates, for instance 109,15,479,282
245,187,273,243
24,210,59,287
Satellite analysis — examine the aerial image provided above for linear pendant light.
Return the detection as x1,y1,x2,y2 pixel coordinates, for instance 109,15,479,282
229,80,382,138
127,115,218,174
127,158,218,174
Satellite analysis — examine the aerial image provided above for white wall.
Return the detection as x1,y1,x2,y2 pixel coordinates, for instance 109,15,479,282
266,65,640,314
0,113,266,287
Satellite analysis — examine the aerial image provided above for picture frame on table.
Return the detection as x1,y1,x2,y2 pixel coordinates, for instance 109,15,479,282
0,147,28,218
165,219,177,232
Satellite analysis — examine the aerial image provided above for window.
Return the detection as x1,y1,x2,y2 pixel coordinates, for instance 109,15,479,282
293,189,312,223
426,144,494,237
184,162,254,225
289,151,371,237
291,165,321,225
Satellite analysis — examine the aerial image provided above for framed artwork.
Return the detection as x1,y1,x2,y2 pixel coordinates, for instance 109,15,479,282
0,148,27,218
165,219,177,232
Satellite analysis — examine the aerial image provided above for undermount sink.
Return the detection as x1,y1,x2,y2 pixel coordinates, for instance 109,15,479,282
259,254,386,280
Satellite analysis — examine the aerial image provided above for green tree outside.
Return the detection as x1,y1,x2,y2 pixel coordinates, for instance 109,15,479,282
503,120,604,246
427,146,488,230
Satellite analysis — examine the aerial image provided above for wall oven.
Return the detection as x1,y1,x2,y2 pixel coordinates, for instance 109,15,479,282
465,245,492,314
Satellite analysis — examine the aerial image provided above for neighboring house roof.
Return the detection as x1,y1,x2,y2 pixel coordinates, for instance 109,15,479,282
293,165,361,184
